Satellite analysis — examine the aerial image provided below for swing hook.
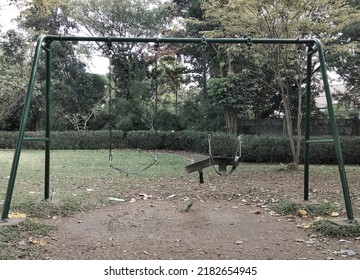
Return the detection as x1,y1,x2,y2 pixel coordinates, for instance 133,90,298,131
246,37,253,49
154,38,160,51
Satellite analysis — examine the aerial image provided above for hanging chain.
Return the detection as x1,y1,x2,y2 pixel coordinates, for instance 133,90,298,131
107,40,114,166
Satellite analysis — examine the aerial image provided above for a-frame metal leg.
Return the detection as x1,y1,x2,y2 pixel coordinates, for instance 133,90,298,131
304,40,354,221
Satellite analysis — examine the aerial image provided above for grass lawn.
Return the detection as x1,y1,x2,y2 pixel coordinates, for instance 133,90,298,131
1,149,190,216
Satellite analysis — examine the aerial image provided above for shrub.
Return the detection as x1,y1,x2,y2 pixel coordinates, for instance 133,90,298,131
125,130,166,150
1,131,360,164
0,131,18,149
241,135,292,163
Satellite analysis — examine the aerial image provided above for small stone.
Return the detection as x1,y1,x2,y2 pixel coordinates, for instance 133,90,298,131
346,250,357,256
333,250,356,256
235,240,244,245
108,197,126,202
17,240,27,248
339,239,351,243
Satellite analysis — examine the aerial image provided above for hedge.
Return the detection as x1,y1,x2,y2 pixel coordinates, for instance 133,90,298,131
1,130,360,164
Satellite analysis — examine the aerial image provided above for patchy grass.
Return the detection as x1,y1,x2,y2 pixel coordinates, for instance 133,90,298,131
314,220,360,237
1,149,189,219
273,199,341,216
0,149,193,259
1,150,359,220
0,219,54,259
273,199,299,214
1,149,360,260
13,198,98,218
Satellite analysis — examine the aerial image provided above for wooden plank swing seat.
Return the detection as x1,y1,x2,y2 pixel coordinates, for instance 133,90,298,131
185,156,240,184
185,134,241,184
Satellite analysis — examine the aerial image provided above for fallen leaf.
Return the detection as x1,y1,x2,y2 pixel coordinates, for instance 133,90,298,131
297,223,311,229
8,212,27,219
29,239,46,246
297,209,308,217
314,216,323,222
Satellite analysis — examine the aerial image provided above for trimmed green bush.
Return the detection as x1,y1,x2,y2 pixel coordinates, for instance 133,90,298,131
1,130,360,164
241,135,292,163
0,131,18,149
125,130,166,150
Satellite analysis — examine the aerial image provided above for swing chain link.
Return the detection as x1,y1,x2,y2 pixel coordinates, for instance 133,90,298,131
201,36,208,51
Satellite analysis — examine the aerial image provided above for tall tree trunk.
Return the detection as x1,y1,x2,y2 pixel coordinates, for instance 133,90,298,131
278,79,300,169
224,106,237,135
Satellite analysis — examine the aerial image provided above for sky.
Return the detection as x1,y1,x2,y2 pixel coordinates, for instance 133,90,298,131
0,2,19,30
0,2,109,74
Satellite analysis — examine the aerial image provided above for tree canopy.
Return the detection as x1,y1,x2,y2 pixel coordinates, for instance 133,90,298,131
0,0,359,141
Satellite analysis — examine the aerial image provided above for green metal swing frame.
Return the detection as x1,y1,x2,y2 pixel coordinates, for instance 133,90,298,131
0,35,354,222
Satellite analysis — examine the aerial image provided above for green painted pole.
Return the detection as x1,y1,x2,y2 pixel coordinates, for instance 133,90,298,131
1,36,46,221
314,39,354,221
303,45,314,201
44,42,52,201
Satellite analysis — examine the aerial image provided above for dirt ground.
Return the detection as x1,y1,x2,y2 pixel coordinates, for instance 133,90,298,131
38,154,360,260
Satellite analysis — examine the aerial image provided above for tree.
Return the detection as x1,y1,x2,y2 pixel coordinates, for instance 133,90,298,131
329,1,360,113
14,0,110,131
69,0,175,130
200,0,360,168
0,29,33,130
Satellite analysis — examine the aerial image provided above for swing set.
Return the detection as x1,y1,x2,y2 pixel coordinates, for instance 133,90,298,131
0,35,355,222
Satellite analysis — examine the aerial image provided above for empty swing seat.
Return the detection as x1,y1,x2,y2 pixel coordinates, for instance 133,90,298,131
185,156,238,184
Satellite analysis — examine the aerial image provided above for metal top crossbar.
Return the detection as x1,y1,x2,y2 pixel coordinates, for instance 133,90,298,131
41,35,317,45
0,35,354,222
